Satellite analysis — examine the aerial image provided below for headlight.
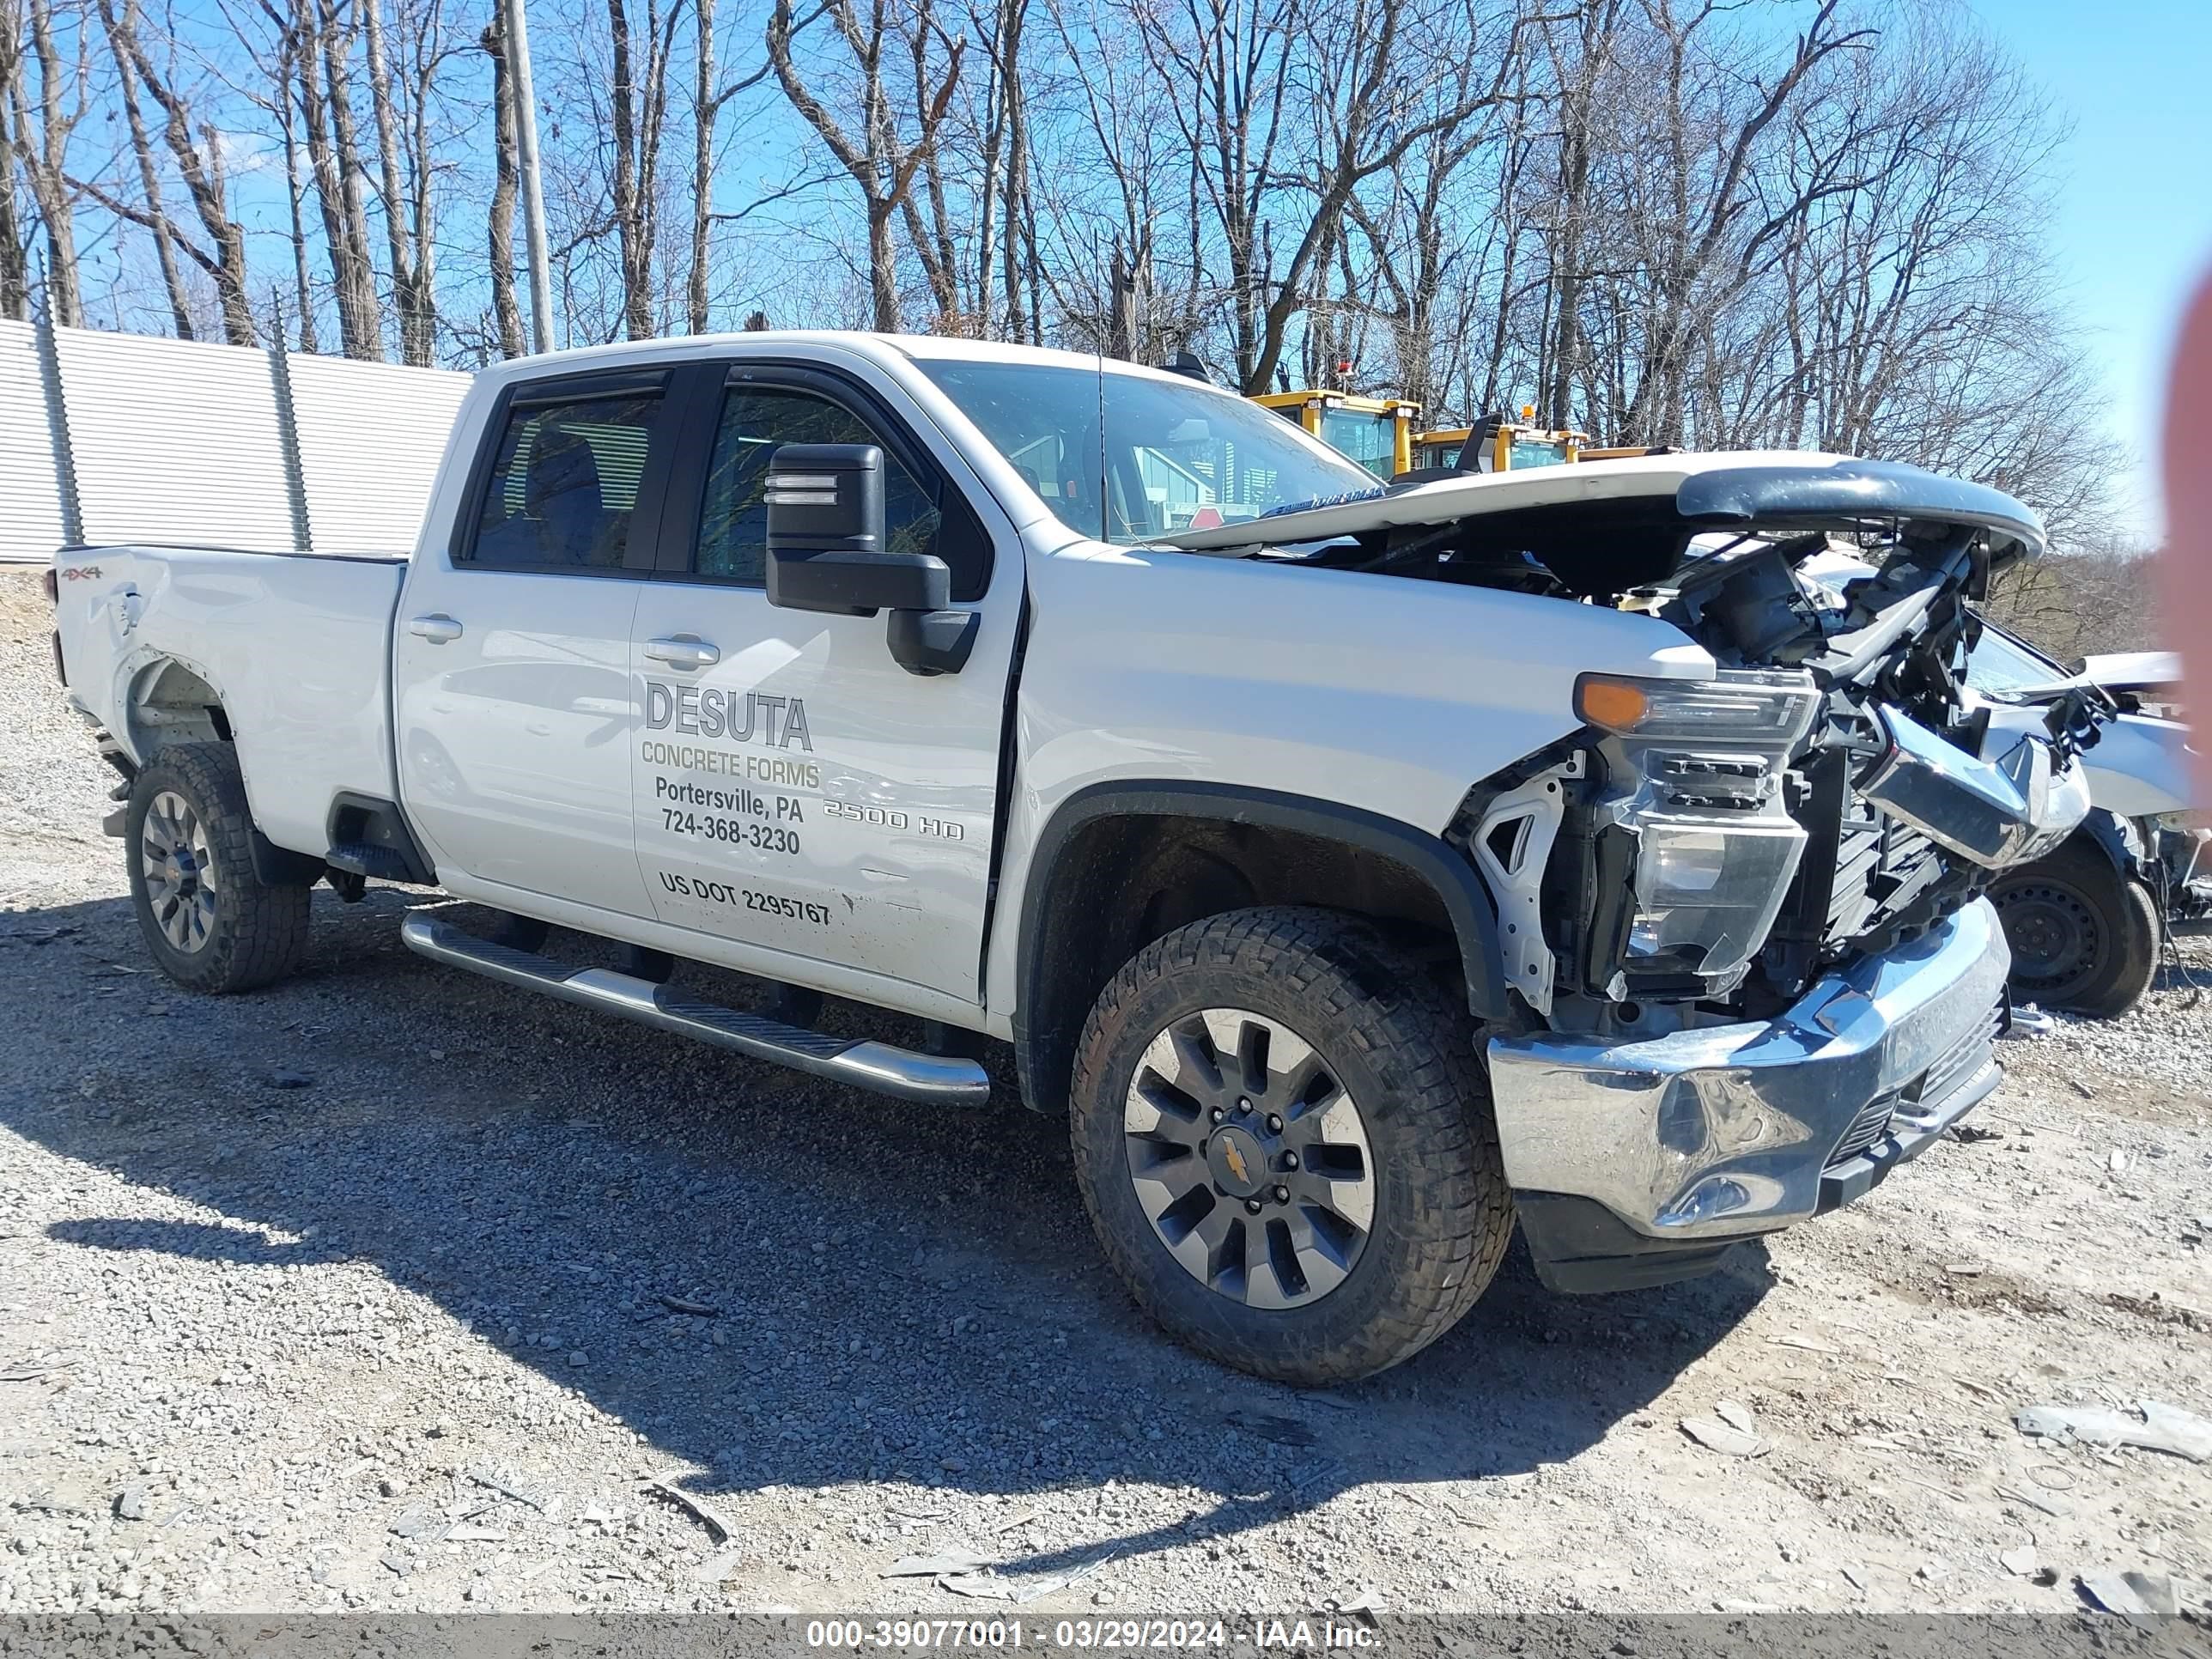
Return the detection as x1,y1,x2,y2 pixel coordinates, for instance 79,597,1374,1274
1625,818,1811,974
1577,671,1823,743
1583,671,1822,989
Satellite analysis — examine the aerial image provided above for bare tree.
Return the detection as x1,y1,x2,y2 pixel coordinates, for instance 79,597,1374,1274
103,0,193,337
9,0,88,324
767,0,964,331
0,0,36,319
83,0,258,343
481,14,525,355
0,0,30,320
283,0,383,356
362,0,449,362
605,0,684,338
273,27,319,349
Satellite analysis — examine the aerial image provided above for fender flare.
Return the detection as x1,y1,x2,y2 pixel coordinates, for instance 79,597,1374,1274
2075,808,2146,879
1011,781,1508,1111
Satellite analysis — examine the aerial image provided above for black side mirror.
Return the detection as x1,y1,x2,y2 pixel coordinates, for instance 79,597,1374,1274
763,442,979,676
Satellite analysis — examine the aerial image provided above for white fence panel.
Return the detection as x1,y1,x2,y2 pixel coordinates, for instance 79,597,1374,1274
0,320,67,564
289,353,472,555
57,328,297,553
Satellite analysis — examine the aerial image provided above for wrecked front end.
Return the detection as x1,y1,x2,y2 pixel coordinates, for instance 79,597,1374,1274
1270,457,2106,1289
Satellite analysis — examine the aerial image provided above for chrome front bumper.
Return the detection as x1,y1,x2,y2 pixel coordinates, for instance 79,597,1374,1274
1488,897,2010,1250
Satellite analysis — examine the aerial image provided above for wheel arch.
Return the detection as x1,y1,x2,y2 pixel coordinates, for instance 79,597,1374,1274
125,693,324,888
2075,808,2147,879
1010,781,1506,1115
124,654,230,758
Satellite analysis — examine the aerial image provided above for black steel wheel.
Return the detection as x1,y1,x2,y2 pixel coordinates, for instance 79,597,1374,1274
1991,836,2160,1018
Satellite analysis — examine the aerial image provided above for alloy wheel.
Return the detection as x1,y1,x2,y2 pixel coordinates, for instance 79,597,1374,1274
1122,1007,1376,1310
141,789,218,954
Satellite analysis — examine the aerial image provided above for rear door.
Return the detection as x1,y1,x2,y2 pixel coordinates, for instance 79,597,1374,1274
393,368,677,916
627,356,1021,1003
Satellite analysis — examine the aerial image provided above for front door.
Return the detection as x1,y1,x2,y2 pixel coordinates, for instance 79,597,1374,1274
627,359,1020,1003
393,368,678,917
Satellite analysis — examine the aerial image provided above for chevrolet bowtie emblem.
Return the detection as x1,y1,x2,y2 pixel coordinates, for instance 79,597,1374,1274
1222,1139,1250,1185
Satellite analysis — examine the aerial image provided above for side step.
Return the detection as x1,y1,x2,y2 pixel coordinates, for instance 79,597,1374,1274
399,915,992,1107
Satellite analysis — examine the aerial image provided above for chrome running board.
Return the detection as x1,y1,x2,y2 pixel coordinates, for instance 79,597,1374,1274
399,914,992,1107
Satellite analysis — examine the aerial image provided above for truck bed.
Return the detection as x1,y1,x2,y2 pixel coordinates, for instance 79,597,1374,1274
51,545,408,860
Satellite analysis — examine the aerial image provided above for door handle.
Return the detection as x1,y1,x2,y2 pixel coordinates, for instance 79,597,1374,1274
643,635,720,670
409,614,464,644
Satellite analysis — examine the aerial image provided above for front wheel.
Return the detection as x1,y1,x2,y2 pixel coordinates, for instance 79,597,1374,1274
126,743,312,994
1990,837,2160,1018
1069,908,1512,1384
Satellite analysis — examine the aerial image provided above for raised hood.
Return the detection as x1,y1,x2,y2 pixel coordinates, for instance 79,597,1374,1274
1160,451,2045,571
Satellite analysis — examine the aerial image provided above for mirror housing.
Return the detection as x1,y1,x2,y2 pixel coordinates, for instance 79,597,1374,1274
763,441,980,676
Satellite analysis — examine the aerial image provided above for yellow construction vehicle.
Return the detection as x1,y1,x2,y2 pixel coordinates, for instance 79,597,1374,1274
1411,408,1670,475
1251,389,1421,478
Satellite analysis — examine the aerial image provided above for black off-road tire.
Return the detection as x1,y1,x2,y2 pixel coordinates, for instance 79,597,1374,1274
1068,907,1513,1384
1991,836,2160,1018
126,742,311,994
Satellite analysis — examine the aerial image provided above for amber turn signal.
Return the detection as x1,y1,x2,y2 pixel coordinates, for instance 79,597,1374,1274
1575,675,1650,733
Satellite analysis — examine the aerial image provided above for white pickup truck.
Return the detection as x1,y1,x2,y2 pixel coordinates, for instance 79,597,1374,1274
46,332,2105,1383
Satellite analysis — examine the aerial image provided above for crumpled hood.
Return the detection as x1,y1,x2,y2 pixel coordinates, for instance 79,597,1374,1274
1159,450,2048,567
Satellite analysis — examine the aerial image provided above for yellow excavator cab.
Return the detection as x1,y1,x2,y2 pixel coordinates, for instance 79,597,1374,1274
1253,390,1420,478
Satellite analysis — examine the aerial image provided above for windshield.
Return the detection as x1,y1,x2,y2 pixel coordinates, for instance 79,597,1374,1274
1966,615,2067,697
915,361,1376,543
1508,439,1571,470
1316,408,1397,477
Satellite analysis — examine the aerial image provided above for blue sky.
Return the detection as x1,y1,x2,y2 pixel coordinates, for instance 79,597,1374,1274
1971,0,2212,543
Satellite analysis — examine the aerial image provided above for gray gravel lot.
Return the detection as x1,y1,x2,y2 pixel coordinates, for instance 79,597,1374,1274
3,568,2209,1620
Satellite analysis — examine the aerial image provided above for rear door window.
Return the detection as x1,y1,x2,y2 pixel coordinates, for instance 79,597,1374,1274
465,382,668,571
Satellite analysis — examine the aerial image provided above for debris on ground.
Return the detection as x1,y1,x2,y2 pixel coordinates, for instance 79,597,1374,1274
2078,1571,2180,1623
2014,1398,2212,1462
641,1469,739,1540
886,1548,987,1578
1999,1545,2039,1577
939,1571,1015,1601
1011,1553,1115,1605
1679,1416,1764,1458
1330,1587,1382,1626
696,1547,745,1584
1712,1400,1756,1437
464,1468,550,1510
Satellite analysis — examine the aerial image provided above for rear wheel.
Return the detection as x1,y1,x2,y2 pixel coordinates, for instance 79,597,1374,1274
1991,837,2160,1018
1069,908,1512,1384
126,743,311,994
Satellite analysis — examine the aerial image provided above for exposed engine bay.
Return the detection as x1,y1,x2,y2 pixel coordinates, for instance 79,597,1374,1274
1199,459,2112,1033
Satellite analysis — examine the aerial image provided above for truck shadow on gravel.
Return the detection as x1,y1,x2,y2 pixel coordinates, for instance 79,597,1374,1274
3,886,1771,1577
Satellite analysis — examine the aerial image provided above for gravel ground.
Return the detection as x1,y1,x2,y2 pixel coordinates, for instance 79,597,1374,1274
3,568,2209,1621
